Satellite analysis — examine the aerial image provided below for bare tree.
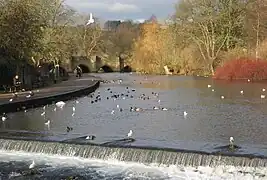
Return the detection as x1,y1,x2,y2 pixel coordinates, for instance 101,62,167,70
246,0,267,59
175,0,246,74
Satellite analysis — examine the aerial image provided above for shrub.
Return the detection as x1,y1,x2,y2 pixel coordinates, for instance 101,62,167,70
213,58,267,80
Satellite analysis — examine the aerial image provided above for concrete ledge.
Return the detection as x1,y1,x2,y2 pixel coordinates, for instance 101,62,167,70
0,81,100,114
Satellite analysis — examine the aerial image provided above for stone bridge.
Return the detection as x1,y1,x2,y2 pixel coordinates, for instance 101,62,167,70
68,56,133,73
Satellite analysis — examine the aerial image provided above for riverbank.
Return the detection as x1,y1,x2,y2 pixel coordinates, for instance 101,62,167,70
0,74,100,113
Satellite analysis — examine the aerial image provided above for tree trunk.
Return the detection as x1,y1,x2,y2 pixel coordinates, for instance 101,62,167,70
210,63,214,75
256,10,260,59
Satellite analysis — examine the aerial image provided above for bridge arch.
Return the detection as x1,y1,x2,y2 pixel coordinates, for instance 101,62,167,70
100,65,114,73
71,56,93,73
78,64,91,73
122,65,132,72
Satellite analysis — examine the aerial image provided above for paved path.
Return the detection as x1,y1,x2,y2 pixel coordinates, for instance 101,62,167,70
0,74,100,105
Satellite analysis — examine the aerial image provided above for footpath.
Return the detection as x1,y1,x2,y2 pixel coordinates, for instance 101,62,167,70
0,74,100,113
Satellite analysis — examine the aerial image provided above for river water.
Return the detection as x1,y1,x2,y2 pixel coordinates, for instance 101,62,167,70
0,73,266,179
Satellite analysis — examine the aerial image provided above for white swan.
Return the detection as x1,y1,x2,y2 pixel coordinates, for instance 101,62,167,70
56,101,65,108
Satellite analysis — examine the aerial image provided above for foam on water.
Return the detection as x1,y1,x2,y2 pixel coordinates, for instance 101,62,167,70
0,150,266,180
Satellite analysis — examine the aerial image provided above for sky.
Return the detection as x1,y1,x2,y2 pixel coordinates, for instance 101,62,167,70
65,0,177,21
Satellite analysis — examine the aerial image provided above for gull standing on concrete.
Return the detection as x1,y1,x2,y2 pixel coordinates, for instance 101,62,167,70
229,136,235,149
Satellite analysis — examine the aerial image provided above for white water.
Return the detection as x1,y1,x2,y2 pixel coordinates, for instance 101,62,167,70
0,150,266,179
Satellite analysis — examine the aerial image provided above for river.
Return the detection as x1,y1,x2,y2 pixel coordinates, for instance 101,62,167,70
0,73,266,179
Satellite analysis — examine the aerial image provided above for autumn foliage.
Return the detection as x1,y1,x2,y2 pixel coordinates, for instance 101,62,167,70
132,22,201,74
213,58,267,80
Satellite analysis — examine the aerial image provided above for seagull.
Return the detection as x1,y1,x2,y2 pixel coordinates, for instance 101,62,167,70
221,96,225,99
56,101,65,108
184,111,187,116
29,91,34,96
127,130,133,137
162,107,168,111
26,94,31,98
116,105,119,108
240,90,243,94
29,160,35,169
208,85,211,88
211,89,215,92
9,98,13,102
76,100,79,104
53,107,56,112
44,120,50,125
72,112,75,117
247,79,250,82
261,95,265,99
262,88,266,92
41,112,45,116
72,107,76,112
86,13,95,25
2,116,6,121
85,135,96,140
229,136,234,149
135,107,141,112
111,110,115,115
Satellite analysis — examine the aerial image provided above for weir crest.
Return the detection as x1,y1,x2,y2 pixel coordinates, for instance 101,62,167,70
0,139,266,167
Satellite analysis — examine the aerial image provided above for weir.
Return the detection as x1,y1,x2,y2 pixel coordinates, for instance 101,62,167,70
0,138,266,168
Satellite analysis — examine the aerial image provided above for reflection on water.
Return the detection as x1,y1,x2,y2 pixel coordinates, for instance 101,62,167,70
0,73,267,155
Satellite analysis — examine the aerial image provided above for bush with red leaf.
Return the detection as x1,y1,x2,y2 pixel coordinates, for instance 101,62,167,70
213,58,267,80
